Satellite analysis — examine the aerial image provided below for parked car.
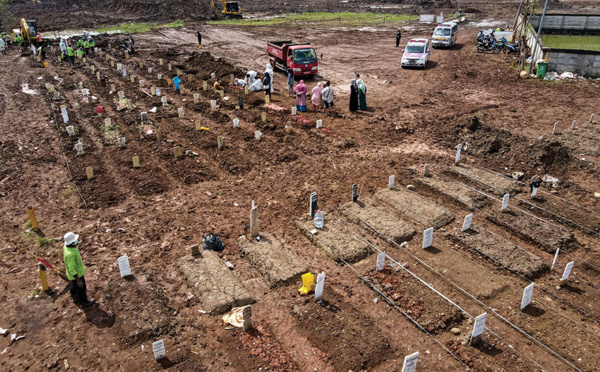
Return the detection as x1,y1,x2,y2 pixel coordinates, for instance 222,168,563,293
401,39,430,68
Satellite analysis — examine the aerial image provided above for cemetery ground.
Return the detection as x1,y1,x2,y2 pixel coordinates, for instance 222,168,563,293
1,17,600,372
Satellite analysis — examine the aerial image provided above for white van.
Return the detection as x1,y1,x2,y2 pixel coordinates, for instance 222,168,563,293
431,22,458,48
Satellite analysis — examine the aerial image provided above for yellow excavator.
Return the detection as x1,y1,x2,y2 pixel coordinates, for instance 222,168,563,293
210,0,242,17
12,18,38,45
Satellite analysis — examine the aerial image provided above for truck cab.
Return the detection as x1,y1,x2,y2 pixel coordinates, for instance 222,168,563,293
432,22,458,48
401,39,430,68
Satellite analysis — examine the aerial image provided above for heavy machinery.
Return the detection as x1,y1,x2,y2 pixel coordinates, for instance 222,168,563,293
210,0,242,17
12,18,38,45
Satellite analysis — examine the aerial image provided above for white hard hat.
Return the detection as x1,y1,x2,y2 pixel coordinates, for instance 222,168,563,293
64,232,79,246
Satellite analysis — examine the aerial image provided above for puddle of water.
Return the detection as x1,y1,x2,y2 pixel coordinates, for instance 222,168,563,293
21,84,38,95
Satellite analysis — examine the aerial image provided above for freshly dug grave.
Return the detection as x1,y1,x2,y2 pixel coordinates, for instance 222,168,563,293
375,187,455,228
238,232,307,288
104,279,175,345
178,251,254,315
416,173,491,210
340,200,417,243
450,224,549,279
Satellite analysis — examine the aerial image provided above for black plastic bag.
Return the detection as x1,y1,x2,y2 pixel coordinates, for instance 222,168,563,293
203,233,224,252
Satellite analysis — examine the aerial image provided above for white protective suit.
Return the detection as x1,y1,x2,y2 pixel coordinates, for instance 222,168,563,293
0,38,5,52
59,38,67,55
245,71,262,92
264,63,274,93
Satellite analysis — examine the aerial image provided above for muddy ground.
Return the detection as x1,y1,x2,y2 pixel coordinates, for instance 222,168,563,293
1,2,600,372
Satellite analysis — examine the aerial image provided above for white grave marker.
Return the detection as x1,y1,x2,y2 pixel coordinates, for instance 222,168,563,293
116,63,122,72
152,340,166,360
233,118,239,128
388,175,395,190
82,89,89,96
455,144,462,165
118,137,126,148
211,100,217,110
315,272,326,302
148,67,153,74
291,107,297,116
141,112,149,123
470,312,487,343
161,96,168,107
501,194,510,211
590,113,595,123
66,126,75,136
255,131,262,140
401,352,419,372
462,213,473,232
211,72,216,79
105,118,112,127
552,122,558,135
520,282,534,310
316,119,323,129
118,91,125,99
551,248,560,270
139,79,144,87
561,261,574,281
61,106,69,124
122,67,127,77
531,186,538,197
75,142,84,155
193,93,199,103
117,255,131,277
158,73,162,80
571,120,576,130
178,107,184,118
376,252,385,271
422,227,434,249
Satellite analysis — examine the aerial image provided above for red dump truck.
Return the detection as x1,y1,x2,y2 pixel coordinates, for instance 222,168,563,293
267,40,318,77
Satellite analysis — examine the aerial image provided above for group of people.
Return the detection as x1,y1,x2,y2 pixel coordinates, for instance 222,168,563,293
58,36,97,66
349,74,367,112
292,78,335,112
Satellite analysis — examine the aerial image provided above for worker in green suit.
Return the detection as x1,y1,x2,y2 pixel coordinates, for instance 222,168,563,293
63,232,94,307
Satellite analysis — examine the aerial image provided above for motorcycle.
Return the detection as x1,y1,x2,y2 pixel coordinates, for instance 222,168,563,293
477,39,501,54
501,38,521,54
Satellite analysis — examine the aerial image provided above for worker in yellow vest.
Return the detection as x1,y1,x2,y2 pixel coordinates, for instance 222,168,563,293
63,232,94,308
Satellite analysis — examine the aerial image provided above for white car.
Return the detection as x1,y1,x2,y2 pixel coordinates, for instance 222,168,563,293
401,39,430,68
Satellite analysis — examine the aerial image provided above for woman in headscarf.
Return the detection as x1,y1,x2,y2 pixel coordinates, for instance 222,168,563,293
357,79,367,110
295,80,308,112
349,79,359,113
264,63,274,93
311,82,323,110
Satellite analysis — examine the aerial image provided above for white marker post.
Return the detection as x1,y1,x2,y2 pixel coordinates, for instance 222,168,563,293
551,248,560,270
590,113,595,123
255,131,262,140
315,272,326,302
75,142,84,155
66,126,75,136
61,106,69,124
552,122,558,135
118,256,132,278
161,96,168,107
211,100,217,110
233,118,239,128
422,227,434,249
376,252,385,271
520,283,534,311
118,137,126,148
291,107,297,116
152,340,166,360
401,352,419,372
531,186,538,198
388,175,395,190
571,121,576,130
140,112,149,124
501,194,510,211
561,261,574,282
423,164,430,177
178,108,184,119
316,119,323,129
462,213,473,232
470,312,487,345
455,144,462,165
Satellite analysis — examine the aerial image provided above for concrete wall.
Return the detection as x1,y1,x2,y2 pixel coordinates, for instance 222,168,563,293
530,14,600,33
546,49,600,77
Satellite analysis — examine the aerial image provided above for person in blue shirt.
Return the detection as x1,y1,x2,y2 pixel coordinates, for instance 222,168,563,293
173,74,181,93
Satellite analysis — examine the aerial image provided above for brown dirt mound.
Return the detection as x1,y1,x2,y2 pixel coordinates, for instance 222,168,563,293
104,279,176,345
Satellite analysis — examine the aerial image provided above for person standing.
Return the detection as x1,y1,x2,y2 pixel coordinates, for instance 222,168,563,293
0,38,5,55
89,38,95,56
67,45,75,66
321,81,334,109
287,69,294,97
294,80,308,112
173,74,181,93
311,82,323,110
197,30,202,49
63,232,93,307
262,73,271,101
396,29,402,47
264,63,274,94
357,79,367,110
83,39,90,56
349,79,359,113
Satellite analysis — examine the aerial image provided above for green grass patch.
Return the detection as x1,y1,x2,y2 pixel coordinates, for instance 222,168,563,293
96,19,184,34
209,12,418,27
36,237,56,248
542,35,600,51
